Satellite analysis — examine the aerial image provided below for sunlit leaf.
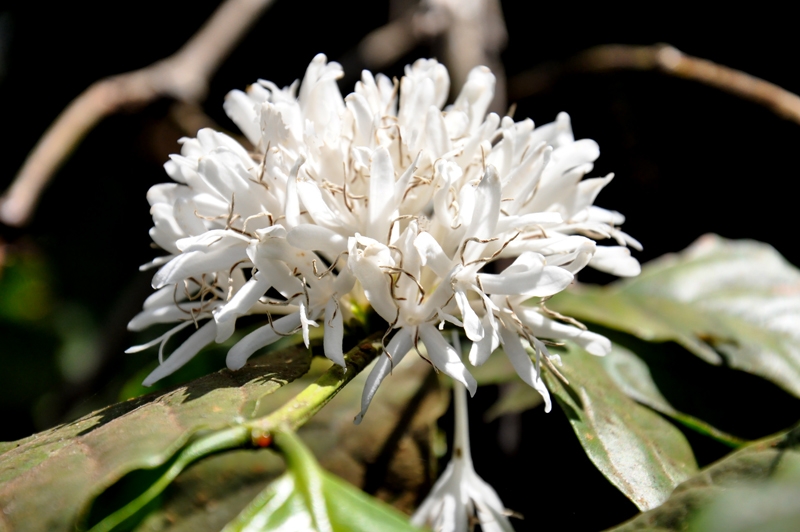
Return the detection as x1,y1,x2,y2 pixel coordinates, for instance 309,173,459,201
544,344,697,510
0,346,312,532
254,353,448,512
601,343,747,447
222,430,421,532
552,234,800,397
609,425,800,531
133,349,447,530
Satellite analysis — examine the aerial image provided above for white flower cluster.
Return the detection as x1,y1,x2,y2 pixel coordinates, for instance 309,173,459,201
129,54,640,421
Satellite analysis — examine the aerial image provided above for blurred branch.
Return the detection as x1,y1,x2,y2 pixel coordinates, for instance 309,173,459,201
359,0,508,114
0,0,276,228
509,43,800,124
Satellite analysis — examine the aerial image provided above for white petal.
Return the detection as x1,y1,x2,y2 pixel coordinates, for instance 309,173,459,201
468,312,500,366
296,178,346,232
125,321,193,354
477,252,573,297
226,313,302,370
455,289,484,342
590,246,641,277
286,224,348,256
451,66,496,133
152,237,246,289
347,238,398,323
499,327,551,412
345,92,374,147
143,320,217,386
323,298,345,367
518,306,611,356
284,156,304,228
368,146,395,241
354,329,413,424
222,90,261,145
214,271,270,343
414,231,454,279
419,324,477,395
464,165,501,243
299,300,319,348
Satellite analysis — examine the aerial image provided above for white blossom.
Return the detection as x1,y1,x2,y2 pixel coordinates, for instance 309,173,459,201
412,334,514,531
130,54,640,415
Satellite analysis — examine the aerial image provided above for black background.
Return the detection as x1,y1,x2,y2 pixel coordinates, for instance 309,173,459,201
1,2,799,530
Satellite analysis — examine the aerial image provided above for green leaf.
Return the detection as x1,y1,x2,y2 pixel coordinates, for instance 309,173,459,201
688,461,800,532
551,234,800,398
135,361,444,531
609,425,800,531
251,350,448,511
0,346,312,532
222,430,422,532
544,344,698,510
130,339,444,531
133,450,286,532
601,343,748,447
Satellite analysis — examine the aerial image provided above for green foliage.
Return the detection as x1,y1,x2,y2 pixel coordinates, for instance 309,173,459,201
609,425,800,531
0,347,312,531
600,343,747,447
222,431,421,532
2,235,800,531
551,234,800,398
544,344,698,510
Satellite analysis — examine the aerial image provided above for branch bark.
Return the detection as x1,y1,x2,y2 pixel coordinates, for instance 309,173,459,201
509,43,800,124
0,0,275,227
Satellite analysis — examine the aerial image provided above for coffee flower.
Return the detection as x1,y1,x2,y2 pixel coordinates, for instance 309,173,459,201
129,54,640,417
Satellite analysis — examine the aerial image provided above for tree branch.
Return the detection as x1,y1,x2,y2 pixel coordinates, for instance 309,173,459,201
0,0,276,227
509,43,800,124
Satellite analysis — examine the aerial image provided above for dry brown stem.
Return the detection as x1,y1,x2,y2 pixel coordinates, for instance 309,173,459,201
0,0,275,227
509,43,800,124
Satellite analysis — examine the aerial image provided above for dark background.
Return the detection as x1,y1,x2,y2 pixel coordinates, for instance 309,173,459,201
1,2,798,530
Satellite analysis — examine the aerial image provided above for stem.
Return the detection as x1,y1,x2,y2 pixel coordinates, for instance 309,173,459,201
88,332,383,531
0,0,277,227
450,332,472,464
88,426,250,532
245,332,383,441
272,431,333,532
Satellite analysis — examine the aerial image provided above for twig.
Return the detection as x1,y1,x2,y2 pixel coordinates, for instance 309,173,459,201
0,0,276,227
88,333,384,532
358,0,508,114
509,43,800,125
358,10,420,69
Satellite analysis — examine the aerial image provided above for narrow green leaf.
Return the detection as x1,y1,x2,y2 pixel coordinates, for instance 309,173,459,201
131,350,449,532
134,349,446,531
273,431,332,532
223,430,422,532
0,346,312,532
323,473,421,532
88,336,384,532
551,234,800,398
133,450,286,532
609,425,800,531
544,345,698,510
